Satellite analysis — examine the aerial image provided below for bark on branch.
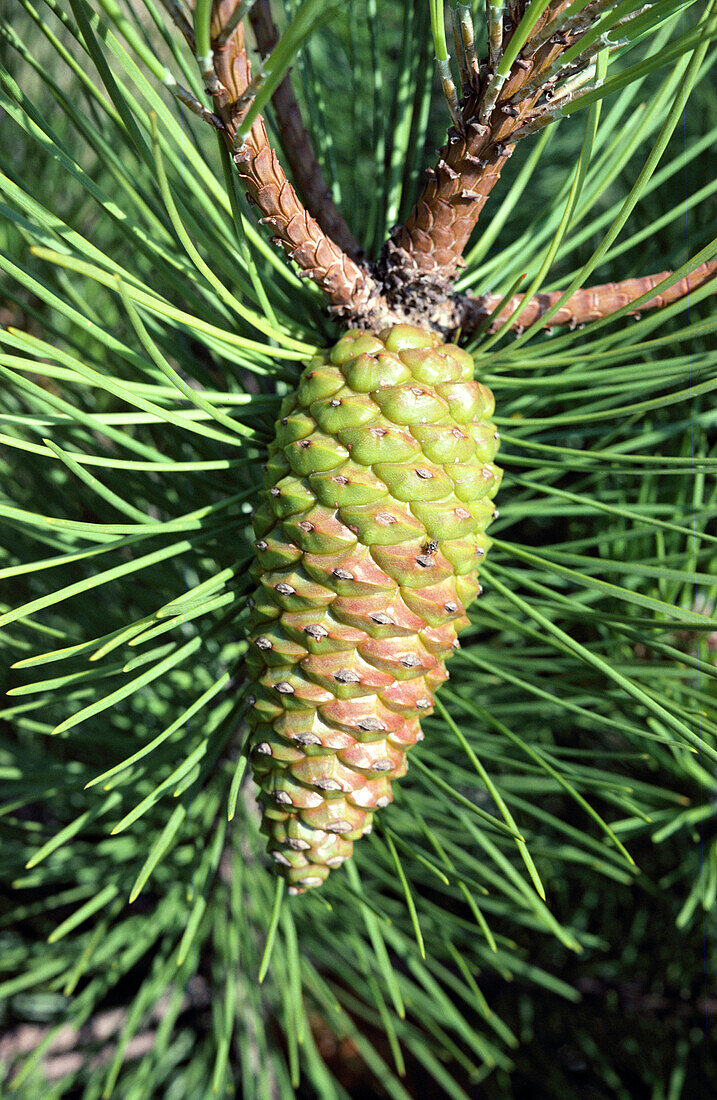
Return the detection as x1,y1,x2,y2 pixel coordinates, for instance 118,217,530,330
382,1,594,296
207,0,374,312
248,0,360,258
458,260,717,335
167,3,714,338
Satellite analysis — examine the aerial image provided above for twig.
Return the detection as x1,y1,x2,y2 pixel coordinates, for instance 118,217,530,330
248,0,360,256
457,260,717,334
206,0,373,312
151,0,369,309
384,0,605,289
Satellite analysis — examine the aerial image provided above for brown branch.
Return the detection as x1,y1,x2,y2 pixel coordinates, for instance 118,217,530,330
205,1,374,312
167,3,712,338
248,0,360,258
382,1,590,292
457,260,717,335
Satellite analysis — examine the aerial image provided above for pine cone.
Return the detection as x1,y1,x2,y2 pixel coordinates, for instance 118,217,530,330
247,325,501,893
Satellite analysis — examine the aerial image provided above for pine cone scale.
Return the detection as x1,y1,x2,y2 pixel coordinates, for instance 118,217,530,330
249,325,501,892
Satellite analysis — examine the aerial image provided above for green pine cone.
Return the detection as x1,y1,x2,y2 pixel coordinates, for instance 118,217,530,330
247,325,501,893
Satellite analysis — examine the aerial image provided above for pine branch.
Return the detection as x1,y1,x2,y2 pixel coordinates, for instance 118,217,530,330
248,0,360,258
198,0,374,310
458,259,717,334
383,0,608,292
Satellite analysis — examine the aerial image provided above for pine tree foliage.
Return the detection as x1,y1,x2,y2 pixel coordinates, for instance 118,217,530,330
0,1,715,1096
